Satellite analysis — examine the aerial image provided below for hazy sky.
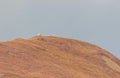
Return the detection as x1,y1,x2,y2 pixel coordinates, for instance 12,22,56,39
0,0,120,58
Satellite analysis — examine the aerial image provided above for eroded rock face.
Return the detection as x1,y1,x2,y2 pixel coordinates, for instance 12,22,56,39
0,36,119,78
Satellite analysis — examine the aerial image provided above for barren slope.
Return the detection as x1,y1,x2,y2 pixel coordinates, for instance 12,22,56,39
0,36,119,78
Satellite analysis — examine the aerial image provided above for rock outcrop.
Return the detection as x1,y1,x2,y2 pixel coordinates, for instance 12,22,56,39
0,36,119,78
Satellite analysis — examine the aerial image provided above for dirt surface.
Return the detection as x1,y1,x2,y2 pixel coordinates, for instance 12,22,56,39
0,36,119,78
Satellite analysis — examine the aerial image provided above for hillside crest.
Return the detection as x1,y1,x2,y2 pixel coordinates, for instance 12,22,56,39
0,36,119,78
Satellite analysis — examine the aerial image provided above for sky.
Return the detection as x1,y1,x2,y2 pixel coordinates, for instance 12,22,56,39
0,0,120,58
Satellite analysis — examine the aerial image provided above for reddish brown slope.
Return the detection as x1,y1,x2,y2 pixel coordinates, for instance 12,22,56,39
0,36,119,78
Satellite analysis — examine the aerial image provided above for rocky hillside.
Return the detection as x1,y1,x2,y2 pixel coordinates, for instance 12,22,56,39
0,36,119,78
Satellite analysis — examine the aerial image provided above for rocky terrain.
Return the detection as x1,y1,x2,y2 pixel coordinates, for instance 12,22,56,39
0,36,119,78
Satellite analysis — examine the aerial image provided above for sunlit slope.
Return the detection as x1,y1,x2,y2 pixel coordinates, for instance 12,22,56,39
0,36,119,78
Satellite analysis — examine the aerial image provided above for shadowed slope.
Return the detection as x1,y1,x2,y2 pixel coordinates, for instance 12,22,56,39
0,36,119,78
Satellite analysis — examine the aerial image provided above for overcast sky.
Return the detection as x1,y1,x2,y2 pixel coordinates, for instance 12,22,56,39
0,0,120,58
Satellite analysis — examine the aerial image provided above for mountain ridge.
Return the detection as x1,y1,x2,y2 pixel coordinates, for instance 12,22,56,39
0,36,119,78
